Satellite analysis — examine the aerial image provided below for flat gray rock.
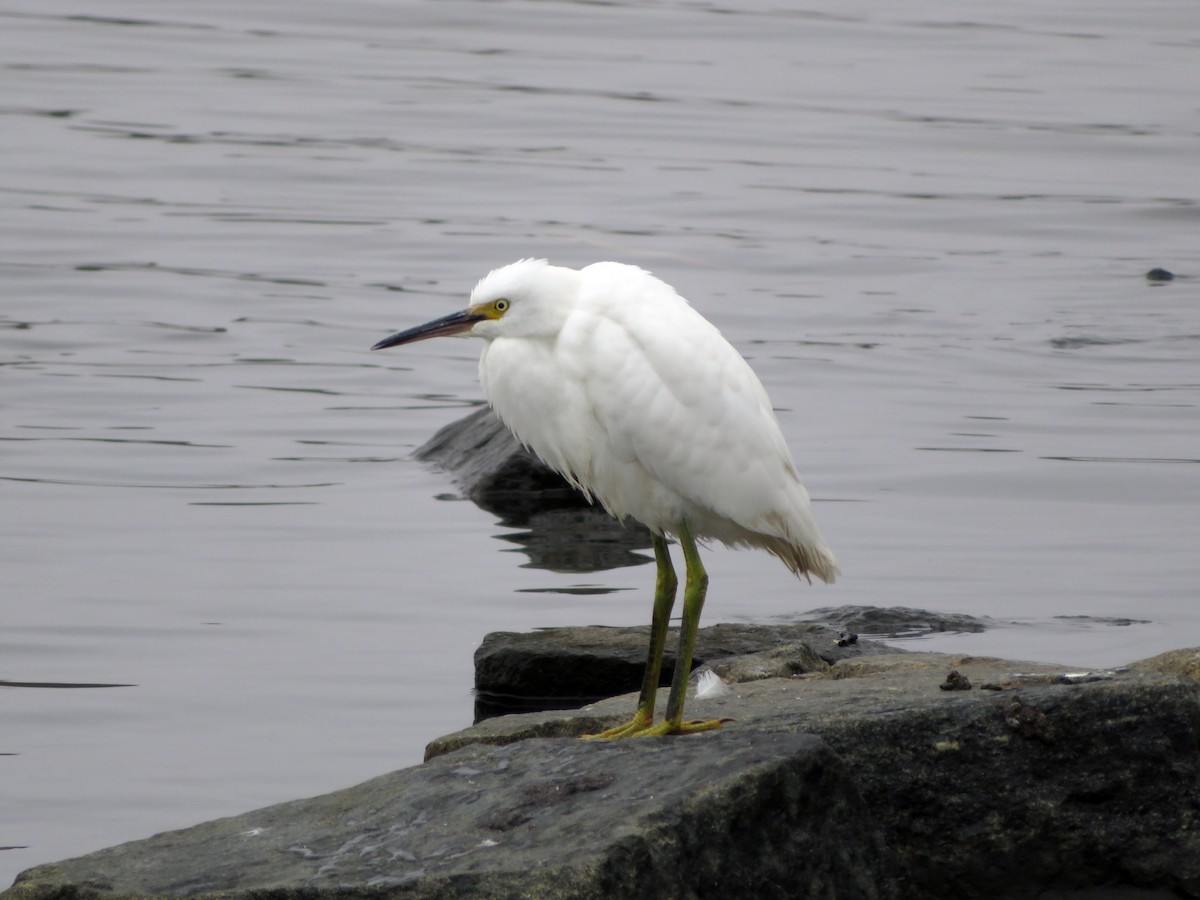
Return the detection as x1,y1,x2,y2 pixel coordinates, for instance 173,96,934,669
7,732,885,900
8,648,1200,900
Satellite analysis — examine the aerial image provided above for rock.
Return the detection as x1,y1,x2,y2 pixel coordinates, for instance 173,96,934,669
801,604,990,635
425,651,1200,898
1053,614,1152,627
415,407,653,572
939,669,971,691
8,645,1200,900
6,732,888,900
414,405,568,500
473,622,897,719
704,639,830,684
1129,647,1200,680
1145,267,1175,283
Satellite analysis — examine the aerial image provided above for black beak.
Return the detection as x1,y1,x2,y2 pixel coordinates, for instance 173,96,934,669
371,309,486,351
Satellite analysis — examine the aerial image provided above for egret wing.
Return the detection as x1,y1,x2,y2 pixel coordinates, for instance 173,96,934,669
561,265,805,538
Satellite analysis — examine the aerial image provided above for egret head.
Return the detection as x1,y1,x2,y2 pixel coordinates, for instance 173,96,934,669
371,258,577,351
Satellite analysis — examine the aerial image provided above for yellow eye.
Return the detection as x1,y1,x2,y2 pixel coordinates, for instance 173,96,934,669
494,298,510,313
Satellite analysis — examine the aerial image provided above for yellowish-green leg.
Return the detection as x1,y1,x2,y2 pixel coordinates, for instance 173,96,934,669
639,522,725,736
582,533,677,739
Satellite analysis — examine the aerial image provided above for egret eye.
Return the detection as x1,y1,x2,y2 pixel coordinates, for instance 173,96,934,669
494,298,510,313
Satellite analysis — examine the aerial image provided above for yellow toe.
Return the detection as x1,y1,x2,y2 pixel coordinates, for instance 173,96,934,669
581,711,654,740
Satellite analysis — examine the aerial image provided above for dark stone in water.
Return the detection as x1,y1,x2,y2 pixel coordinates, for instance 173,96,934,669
1145,267,1175,282
415,407,653,573
1055,614,1152,628
472,621,896,720
415,406,574,502
802,604,990,636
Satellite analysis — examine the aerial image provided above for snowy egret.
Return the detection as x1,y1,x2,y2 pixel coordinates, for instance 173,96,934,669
372,259,838,737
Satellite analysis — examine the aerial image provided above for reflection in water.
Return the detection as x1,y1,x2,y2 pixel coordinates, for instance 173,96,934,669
493,506,652,574
0,680,135,689
517,586,634,596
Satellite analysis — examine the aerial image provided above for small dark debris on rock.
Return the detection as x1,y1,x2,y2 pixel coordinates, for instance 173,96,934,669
940,669,972,691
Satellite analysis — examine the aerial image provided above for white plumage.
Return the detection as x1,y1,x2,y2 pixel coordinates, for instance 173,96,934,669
473,259,837,583
372,258,837,737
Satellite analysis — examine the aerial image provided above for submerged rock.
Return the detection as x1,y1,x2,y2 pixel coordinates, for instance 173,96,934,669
7,641,1200,900
415,406,652,573
800,604,990,636
414,405,566,500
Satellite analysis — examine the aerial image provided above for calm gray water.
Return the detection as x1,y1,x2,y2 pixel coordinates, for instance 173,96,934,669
2,0,1197,883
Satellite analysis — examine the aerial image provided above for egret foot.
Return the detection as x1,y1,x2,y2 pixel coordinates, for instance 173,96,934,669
581,711,654,740
638,717,729,737
582,715,729,740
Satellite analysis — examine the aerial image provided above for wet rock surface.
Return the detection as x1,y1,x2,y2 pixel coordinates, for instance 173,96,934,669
473,620,897,718
7,643,1200,900
9,732,883,900
800,604,991,636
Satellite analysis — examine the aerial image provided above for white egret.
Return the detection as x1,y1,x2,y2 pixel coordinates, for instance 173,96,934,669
372,259,838,737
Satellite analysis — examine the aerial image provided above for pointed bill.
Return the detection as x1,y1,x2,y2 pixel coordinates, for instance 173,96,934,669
371,309,486,351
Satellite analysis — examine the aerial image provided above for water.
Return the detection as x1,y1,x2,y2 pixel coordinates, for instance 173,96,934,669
2,0,1197,884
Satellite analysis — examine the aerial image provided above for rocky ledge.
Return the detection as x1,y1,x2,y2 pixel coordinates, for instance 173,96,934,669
5,636,1199,900
471,619,905,719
